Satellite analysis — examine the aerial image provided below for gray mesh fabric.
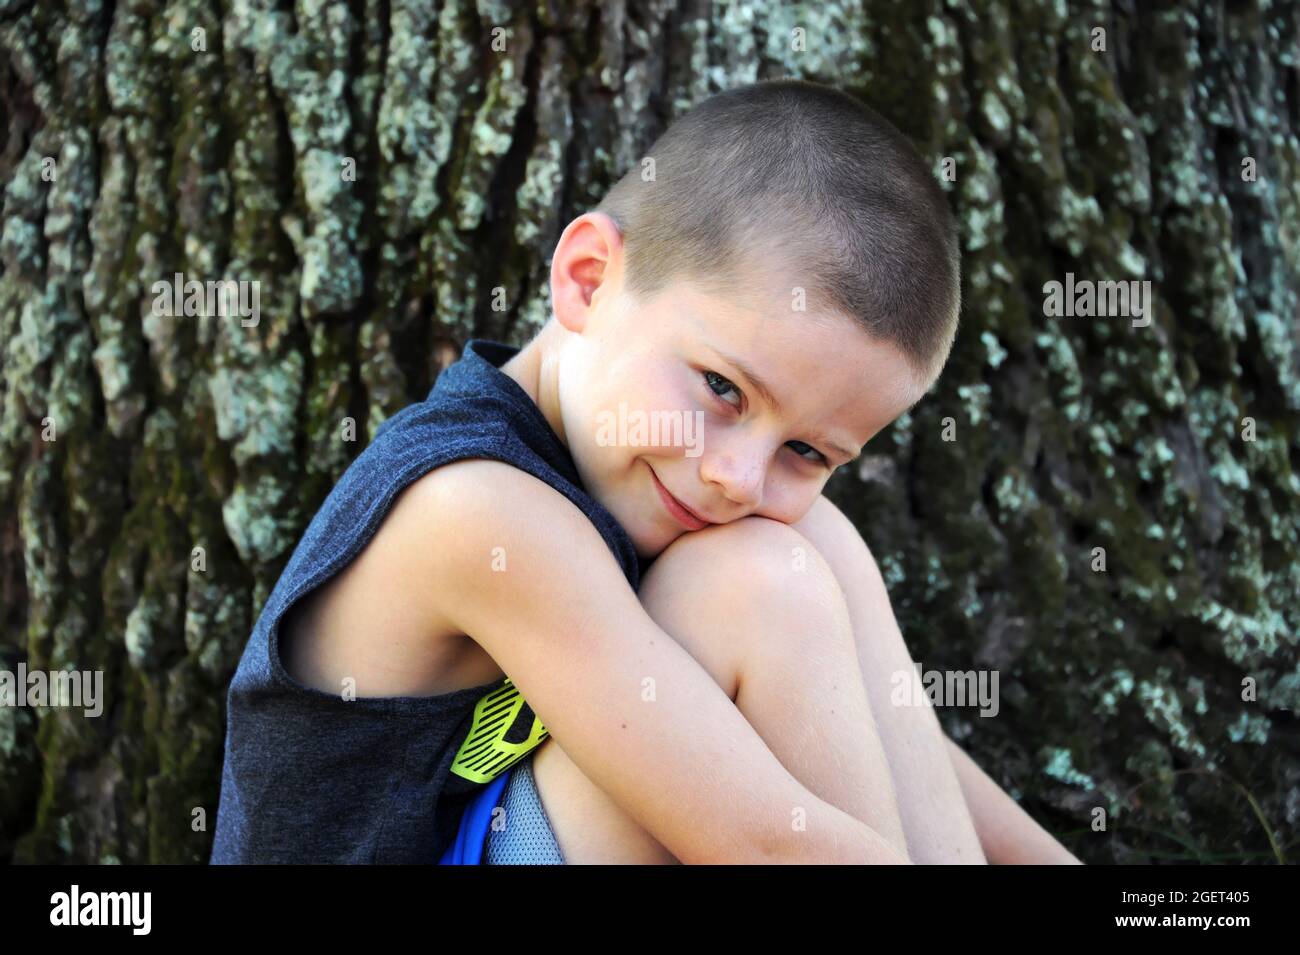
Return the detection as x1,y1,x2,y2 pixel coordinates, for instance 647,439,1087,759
484,758,565,865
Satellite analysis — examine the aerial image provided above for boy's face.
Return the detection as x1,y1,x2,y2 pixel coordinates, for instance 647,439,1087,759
543,214,922,562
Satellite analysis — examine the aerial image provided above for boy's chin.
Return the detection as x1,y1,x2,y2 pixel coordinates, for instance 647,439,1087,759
613,501,679,563
616,510,672,562
589,463,681,561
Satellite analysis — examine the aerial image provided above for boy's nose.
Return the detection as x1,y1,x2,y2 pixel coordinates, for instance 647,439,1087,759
698,447,765,509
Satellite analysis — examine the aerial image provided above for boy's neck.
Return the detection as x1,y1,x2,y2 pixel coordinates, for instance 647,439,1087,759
500,322,569,451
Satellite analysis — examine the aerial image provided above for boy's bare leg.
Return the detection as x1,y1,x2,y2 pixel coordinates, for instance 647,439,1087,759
530,515,910,864
790,496,987,864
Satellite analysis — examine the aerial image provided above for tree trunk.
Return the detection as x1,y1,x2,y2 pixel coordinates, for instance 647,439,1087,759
0,0,1296,864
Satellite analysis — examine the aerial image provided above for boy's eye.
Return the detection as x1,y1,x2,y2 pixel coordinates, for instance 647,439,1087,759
701,370,828,466
786,440,828,464
703,370,742,407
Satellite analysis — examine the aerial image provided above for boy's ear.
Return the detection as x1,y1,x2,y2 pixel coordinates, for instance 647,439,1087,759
550,212,625,335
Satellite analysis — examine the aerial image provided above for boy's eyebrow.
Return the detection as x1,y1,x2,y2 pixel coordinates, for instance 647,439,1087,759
712,347,784,413
709,345,863,463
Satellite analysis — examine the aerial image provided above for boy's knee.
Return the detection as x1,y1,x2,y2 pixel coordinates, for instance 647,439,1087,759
647,516,838,594
639,517,852,655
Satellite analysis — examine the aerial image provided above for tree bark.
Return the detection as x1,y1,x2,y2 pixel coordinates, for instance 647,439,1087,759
0,0,1296,863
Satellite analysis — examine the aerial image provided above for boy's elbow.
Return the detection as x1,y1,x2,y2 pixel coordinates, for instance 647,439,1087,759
741,814,913,865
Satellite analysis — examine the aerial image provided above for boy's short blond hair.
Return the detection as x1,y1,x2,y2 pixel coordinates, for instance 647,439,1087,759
596,78,961,402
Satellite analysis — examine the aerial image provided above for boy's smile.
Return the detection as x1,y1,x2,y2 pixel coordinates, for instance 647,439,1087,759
502,212,924,561
646,461,714,530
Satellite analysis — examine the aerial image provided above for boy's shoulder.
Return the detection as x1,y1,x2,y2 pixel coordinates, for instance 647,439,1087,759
398,455,580,549
376,455,595,584
398,455,642,608
403,454,551,510
279,457,562,698
365,457,605,636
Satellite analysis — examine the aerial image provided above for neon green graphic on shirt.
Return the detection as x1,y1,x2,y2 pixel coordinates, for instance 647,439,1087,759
449,677,549,784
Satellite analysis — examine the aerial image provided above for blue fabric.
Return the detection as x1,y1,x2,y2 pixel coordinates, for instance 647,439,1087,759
438,768,513,865
210,339,643,864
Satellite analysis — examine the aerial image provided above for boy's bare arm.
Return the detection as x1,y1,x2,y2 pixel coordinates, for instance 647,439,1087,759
943,736,1083,864
418,458,909,865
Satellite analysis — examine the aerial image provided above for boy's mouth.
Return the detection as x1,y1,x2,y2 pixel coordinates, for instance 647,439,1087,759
646,463,714,530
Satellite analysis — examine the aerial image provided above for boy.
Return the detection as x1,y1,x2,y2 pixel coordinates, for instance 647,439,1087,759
210,78,1081,864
